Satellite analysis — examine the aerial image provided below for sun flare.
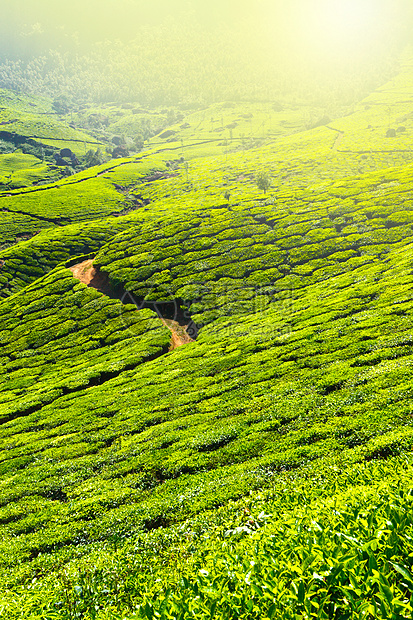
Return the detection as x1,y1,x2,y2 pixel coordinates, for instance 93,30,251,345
318,0,374,32
294,0,386,59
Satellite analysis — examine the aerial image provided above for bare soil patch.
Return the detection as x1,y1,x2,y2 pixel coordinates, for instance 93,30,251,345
69,259,112,295
162,318,195,350
69,259,195,349
333,131,345,151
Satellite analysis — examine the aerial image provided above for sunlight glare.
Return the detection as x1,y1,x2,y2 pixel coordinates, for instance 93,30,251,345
297,0,384,59
319,0,373,33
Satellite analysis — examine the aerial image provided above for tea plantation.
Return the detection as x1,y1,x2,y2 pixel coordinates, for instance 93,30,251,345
1,56,413,619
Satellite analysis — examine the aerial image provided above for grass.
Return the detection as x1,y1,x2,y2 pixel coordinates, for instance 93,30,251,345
1,52,413,618
2,456,413,618
0,151,60,189
0,89,103,155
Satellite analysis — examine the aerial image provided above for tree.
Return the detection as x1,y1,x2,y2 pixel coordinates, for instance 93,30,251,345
52,95,71,115
133,134,144,152
84,148,104,167
256,171,271,194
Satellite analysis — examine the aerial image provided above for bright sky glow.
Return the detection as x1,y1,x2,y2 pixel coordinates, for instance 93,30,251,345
0,0,409,76
318,0,375,33
290,0,387,61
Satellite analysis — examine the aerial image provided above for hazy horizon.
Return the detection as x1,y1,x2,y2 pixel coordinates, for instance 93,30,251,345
1,0,411,58
0,0,412,107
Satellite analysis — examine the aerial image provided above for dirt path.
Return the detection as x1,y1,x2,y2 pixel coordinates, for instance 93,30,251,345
69,259,194,350
325,126,345,151
327,127,344,151
161,318,194,350
0,137,238,200
332,131,345,151
69,259,111,294
69,259,95,283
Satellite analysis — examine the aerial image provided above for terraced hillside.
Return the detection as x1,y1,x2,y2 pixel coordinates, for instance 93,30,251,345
0,89,107,192
0,89,102,154
2,56,413,618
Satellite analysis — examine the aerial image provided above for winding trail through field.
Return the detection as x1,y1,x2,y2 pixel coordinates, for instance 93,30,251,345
326,126,345,151
69,259,109,293
161,318,194,348
69,259,194,350
333,131,345,151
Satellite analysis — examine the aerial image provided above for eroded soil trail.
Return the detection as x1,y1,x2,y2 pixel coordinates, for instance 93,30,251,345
69,259,195,350
69,259,111,294
333,131,345,151
161,319,194,349
326,126,345,151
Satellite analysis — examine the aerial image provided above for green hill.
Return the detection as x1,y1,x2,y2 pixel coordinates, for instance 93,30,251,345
0,89,102,154
1,53,413,619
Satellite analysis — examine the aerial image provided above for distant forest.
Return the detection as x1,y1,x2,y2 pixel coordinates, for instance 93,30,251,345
0,5,411,110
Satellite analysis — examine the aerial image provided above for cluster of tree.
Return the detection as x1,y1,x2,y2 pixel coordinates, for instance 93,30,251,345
0,19,404,111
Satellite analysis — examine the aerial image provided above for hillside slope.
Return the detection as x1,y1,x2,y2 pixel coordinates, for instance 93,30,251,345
1,56,413,618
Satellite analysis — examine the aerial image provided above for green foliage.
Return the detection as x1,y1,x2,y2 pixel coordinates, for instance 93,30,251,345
256,170,271,194
3,458,413,618
0,265,170,424
84,148,105,168
0,90,102,155
1,47,413,619
0,14,403,110
0,152,59,190
0,212,147,298
125,459,413,620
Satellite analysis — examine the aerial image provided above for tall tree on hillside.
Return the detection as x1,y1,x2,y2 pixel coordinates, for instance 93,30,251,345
256,171,271,194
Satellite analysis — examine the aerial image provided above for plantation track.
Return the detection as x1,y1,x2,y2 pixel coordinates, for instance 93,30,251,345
69,259,111,294
69,259,194,350
332,131,345,151
1,205,70,225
